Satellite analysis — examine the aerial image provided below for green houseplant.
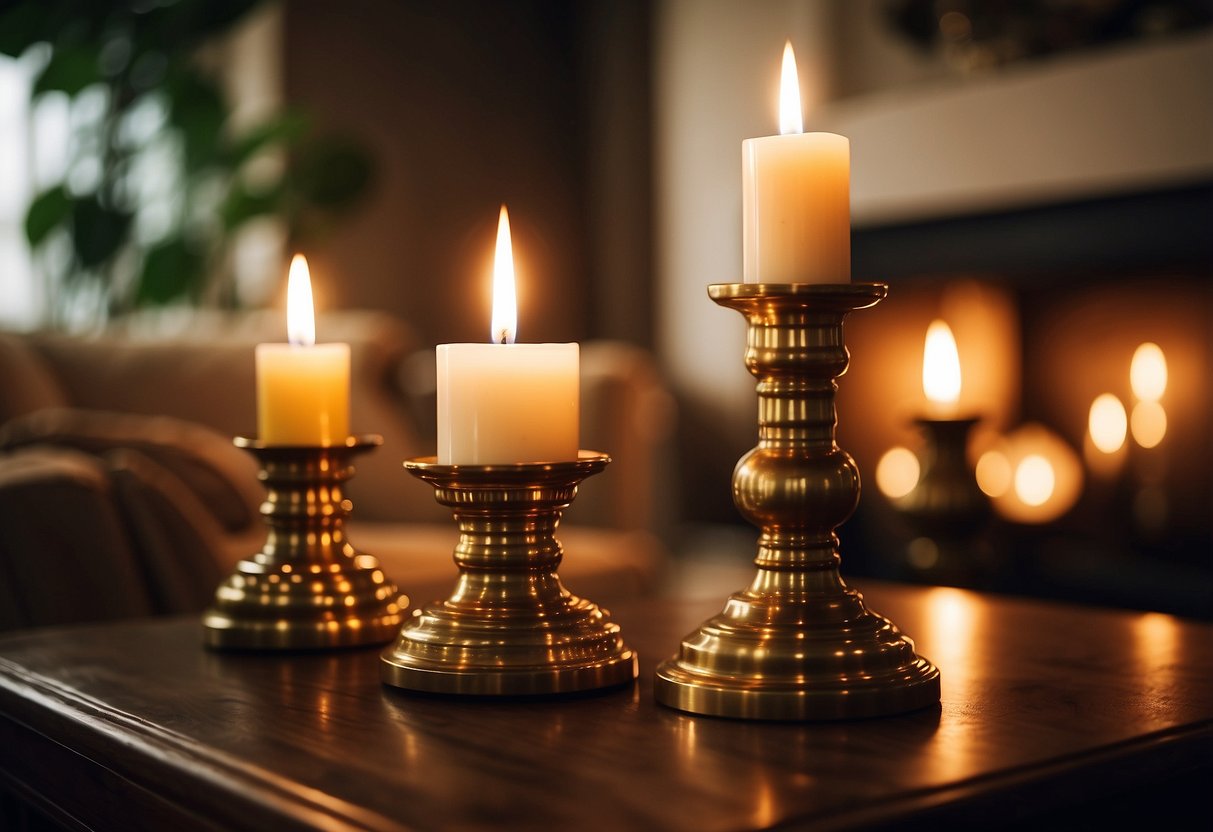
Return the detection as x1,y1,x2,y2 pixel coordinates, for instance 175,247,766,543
0,0,372,325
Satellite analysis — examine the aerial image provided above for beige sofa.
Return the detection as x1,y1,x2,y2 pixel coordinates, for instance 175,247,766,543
0,311,676,631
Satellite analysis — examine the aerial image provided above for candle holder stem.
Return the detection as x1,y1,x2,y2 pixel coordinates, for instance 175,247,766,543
655,283,940,720
204,436,405,650
380,452,637,696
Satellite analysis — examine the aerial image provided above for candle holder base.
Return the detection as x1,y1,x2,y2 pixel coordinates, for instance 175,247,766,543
655,284,940,721
380,452,638,696
204,436,406,651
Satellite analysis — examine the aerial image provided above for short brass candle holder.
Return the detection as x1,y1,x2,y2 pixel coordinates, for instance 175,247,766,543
380,452,638,696
892,416,993,582
655,283,940,720
896,416,989,539
203,436,406,650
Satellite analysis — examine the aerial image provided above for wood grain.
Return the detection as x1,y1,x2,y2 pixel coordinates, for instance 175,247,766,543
1,581,1211,831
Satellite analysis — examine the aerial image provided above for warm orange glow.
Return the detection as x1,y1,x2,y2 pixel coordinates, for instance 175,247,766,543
1130,400,1167,448
988,424,1082,524
1088,393,1127,454
975,449,1012,498
1014,454,1055,507
876,447,920,499
491,205,517,344
779,41,803,135
1130,342,1167,402
286,254,316,347
922,319,961,406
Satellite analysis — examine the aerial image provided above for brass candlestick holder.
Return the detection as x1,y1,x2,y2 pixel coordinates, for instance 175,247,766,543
380,452,638,696
204,436,406,650
897,417,989,538
893,416,992,580
655,283,940,720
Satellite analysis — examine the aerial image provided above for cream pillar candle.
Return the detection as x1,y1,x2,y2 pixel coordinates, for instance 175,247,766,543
256,255,350,446
436,206,578,465
742,41,850,284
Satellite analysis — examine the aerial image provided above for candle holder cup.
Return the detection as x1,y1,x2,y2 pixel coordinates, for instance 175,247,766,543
892,416,993,581
380,452,638,696
655,283,940,720
204,436,406,650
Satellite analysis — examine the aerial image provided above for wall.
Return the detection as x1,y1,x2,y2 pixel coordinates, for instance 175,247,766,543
281,0,589,348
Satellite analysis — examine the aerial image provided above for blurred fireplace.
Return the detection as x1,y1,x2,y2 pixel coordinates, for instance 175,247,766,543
838,182,1213,619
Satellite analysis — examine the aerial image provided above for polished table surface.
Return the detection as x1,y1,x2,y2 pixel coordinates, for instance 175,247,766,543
1,577,1211,831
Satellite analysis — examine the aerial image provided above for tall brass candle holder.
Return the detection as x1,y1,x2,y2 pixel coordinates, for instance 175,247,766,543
655,283,940,720
204,436,406,650
380,452,638,696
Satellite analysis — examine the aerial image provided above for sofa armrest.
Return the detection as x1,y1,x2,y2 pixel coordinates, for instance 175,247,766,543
0,447,153,630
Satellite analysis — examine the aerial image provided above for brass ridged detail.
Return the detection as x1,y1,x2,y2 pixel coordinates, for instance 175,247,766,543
204,436,406,650
655,283,940,720
380,452,638,696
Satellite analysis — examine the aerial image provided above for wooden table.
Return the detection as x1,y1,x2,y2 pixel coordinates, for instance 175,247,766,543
1,580,1211,831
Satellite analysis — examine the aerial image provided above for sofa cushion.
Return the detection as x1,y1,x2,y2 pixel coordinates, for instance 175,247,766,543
107,448,239,614
0,408,262,533
0,332,68,424
24,310,438,524
0,446,153,630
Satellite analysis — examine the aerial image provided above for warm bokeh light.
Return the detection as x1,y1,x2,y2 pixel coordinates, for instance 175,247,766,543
1014,454,1055,507
876,446,920,499
1088,393,1127,454
987,423,1083,524
286,254,316,347
922,319,961,406
1130,400,1167,448
975,449,1012,498
491,205,517,344
1130,342,1167,402
778,41,802,135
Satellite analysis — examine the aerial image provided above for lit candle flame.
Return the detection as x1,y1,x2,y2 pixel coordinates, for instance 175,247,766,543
286,254,315,347
1130,342,1167,402
491,205,517,345
922,319,961,406
1088,393,1127,454
779,41,803,136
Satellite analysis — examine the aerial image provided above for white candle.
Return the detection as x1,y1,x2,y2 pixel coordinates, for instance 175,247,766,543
256,255,350,445
742,41,850,284
436,206,579,465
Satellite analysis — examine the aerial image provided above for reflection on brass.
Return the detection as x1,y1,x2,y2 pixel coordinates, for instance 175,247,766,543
655,283,940,720
380,452,638,696
204,436,406,650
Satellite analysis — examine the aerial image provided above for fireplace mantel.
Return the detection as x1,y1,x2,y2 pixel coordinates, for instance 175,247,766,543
815,30,1213,228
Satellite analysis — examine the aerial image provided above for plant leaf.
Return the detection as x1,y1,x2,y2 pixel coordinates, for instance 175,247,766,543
70,197,132,269
293,137,375,209
33,44,102,97
168,69,226,170
25,186,71,246
135,236,204,306
221,181,284,231
0,4,55,58
225,112,309,166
